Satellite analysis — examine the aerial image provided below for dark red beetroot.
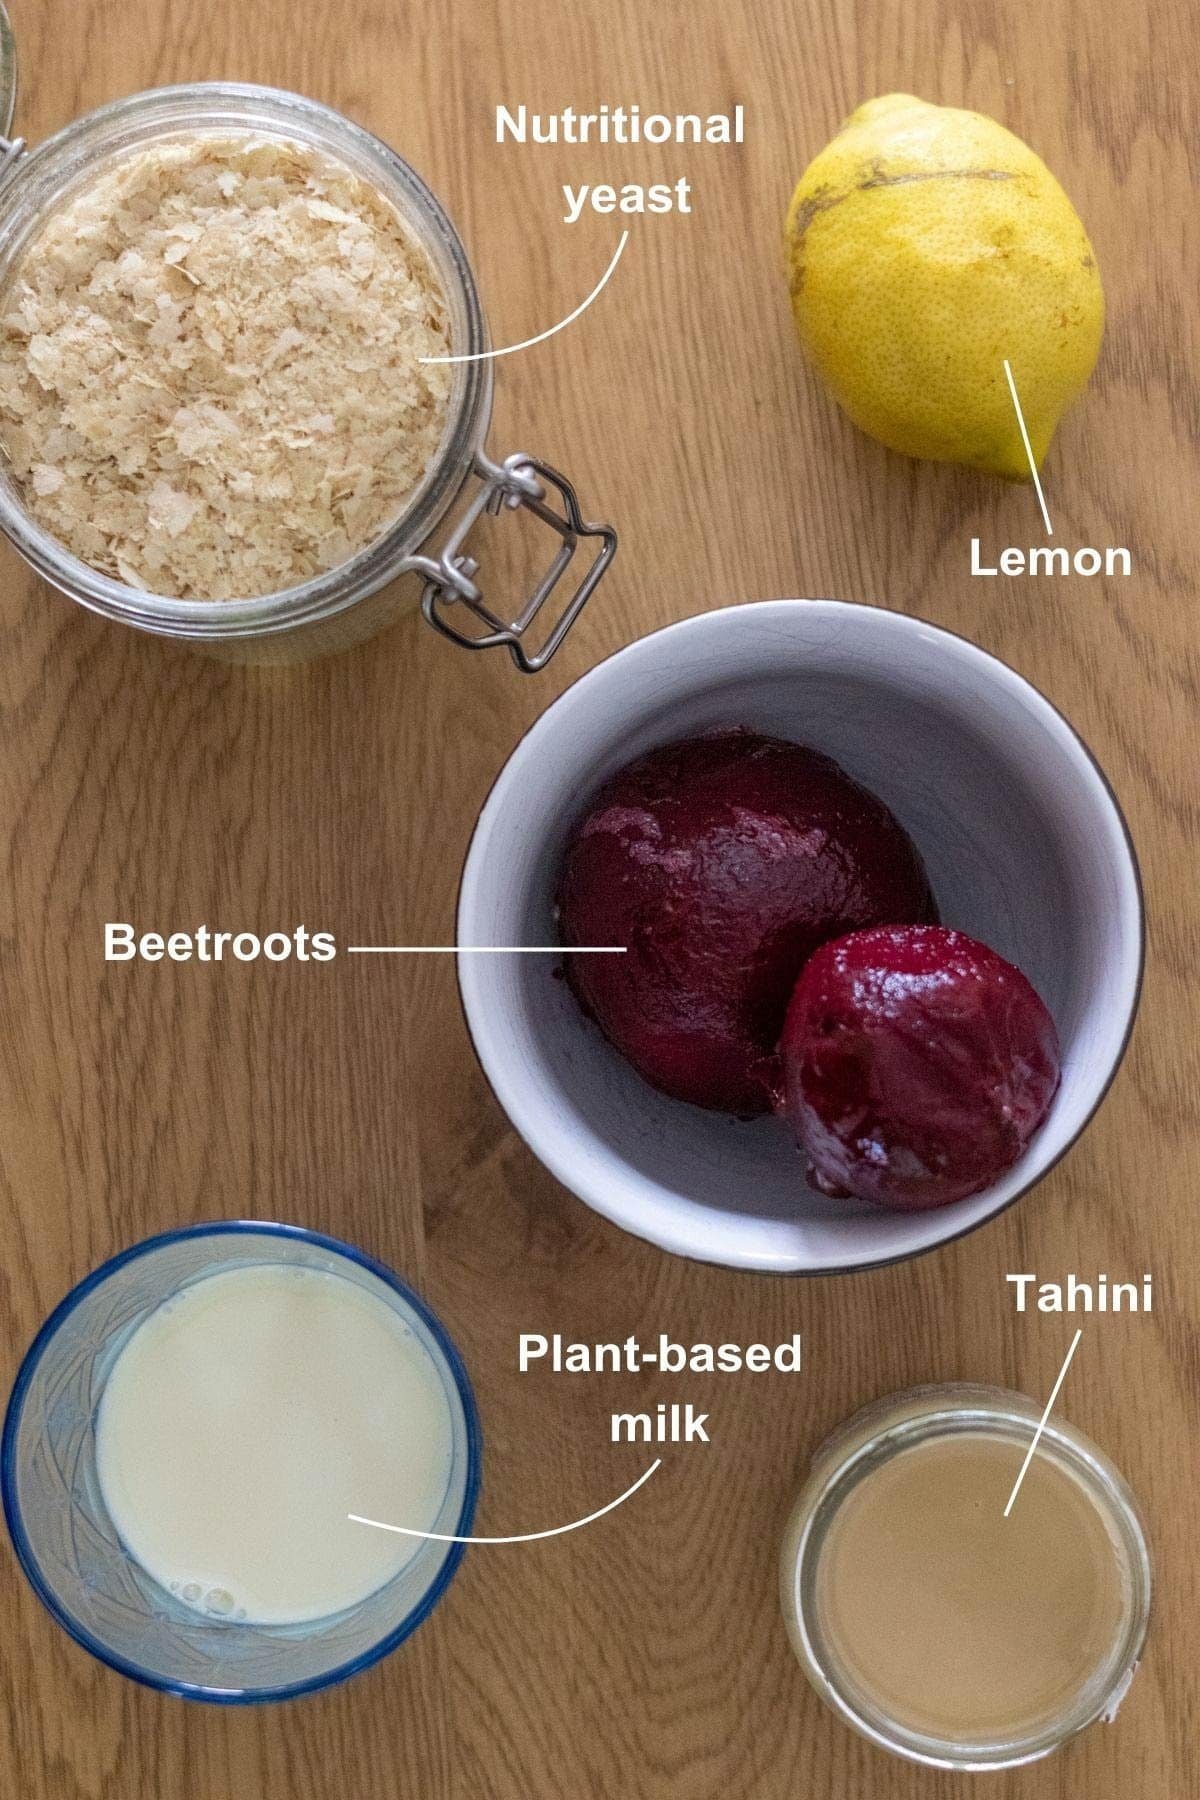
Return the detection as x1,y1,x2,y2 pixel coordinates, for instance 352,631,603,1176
780,925,1061,1210
556,731,936,1113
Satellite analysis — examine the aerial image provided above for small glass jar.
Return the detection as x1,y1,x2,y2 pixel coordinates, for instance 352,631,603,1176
780,1384,1151,1772
0,29,614,665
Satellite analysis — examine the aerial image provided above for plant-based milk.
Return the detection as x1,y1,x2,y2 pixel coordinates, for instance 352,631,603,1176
96,1263,454,1624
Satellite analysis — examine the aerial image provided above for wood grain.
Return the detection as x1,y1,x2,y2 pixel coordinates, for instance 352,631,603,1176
1,0,1197,1794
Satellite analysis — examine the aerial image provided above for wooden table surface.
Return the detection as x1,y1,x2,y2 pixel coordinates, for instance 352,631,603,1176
1,0,1197,1795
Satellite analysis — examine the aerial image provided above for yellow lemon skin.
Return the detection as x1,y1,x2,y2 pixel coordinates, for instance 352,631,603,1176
784,95,1104,478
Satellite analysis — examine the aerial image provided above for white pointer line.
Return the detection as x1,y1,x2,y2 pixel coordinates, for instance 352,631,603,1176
1003,1328,1083,1518
1003,358,1054,536
421,230,630,365
346,946,626,955
348,1457,661,1545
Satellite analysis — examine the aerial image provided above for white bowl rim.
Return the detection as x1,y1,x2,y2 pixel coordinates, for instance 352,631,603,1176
456,598,1146,1275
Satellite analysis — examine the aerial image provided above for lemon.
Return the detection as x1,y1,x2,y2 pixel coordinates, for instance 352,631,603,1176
784,95,1103,478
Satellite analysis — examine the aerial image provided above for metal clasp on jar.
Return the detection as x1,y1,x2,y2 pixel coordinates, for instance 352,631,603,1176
406,450,616,674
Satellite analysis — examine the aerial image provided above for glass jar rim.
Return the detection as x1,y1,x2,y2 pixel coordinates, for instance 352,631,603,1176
782,1383,1152,1772
0,81,491,637
0,1,15,139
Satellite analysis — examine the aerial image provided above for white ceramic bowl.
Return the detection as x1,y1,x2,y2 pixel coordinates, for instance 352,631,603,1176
457,601,1143,1274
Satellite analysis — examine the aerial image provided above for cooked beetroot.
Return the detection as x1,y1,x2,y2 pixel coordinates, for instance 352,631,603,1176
556,731,936,1113
779,924,1061,1210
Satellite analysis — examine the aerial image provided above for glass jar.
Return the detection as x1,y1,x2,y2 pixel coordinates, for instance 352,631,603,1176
0,46,615,665
780,1384,1152,1772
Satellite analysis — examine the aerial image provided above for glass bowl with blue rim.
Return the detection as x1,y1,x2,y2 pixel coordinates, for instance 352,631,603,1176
1,1221,481,1702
